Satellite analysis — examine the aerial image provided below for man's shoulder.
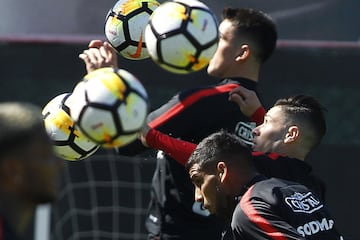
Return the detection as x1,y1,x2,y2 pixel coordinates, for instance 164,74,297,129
253,177,309,191
245,177,311,203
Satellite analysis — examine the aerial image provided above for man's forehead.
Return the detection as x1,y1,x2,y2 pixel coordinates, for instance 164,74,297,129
219,20,235,36
266,106,283,119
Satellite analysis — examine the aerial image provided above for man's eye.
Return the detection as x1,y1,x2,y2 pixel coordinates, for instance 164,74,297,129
193,179,202,187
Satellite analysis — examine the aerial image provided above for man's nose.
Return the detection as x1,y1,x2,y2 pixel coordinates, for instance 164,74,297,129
194,187,203,202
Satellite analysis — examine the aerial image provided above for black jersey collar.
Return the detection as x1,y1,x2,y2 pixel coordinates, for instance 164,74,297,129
220,77,257,90
236,174,267,201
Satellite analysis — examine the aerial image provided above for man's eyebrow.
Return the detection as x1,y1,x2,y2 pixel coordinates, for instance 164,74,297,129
264,113,273,120
190,172,202,181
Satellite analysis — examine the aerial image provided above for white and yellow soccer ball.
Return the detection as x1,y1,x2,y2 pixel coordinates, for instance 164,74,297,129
144,0,219,74
104,0,160,60
42,93,100,161
68,67,149,148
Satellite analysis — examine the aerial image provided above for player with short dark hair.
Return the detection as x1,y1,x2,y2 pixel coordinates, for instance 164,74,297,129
80,7,278,240
0,102,64,240
186,130,343,239
142,93,327,201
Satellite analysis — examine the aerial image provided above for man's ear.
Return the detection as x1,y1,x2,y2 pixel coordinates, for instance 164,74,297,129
216,162,228,183
235,44,250,61
284,126,299,143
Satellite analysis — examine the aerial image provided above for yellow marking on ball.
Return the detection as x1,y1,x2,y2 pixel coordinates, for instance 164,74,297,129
100,71,127,101
149,0,160,8
117,0,144,15
84,68,127,101
48,110,73,135
103,133,113,144
125,96,140,120
169,4,188,20
111,16,121,25
186,54,197,64
192,57,210,71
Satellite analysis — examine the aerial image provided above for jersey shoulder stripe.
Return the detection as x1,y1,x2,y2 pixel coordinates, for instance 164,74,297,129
252,151,281,160
240,185,288,240
148,83,240,128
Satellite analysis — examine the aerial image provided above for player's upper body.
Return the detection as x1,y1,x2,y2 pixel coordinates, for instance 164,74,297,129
0,102,64,240
229,177,342,240
143,93,327,201
186,130,344,240
79,7,277,240
144,77,257,239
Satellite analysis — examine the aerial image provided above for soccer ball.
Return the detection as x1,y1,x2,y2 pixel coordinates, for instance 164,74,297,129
42,93,100,161
144,0,219,74
68,67,149,148
104,0,160,60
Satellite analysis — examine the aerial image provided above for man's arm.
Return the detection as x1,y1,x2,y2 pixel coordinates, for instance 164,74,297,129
143,128,196,165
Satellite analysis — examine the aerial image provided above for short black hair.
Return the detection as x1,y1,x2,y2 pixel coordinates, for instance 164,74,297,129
222,8,278,63
274,95,327,148
185,130,253,173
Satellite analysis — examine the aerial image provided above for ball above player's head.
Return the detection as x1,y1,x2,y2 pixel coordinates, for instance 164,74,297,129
104,0,160,60
42,93,100,161
144,0,219,74
68,67,150,148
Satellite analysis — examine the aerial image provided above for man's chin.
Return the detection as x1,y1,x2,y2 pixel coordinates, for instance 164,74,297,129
207,68,215,76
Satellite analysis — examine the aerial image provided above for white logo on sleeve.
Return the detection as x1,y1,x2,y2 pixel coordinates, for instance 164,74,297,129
297,218,334,237
285,192,323,214
234,121,256,146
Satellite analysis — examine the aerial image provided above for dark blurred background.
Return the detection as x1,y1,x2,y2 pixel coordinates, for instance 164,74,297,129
1,0,360,41
0,0,358,239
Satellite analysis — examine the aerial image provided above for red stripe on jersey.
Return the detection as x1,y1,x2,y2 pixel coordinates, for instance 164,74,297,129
267,152,281,160
252,152,280,160
148,84,240,128
240,186,288,240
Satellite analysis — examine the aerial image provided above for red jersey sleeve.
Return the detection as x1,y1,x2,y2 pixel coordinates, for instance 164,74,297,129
250,106,266,126
145,128,197,166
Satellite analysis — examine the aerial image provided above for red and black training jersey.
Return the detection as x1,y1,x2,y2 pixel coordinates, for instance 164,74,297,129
146,78,257,144
251,152,326,201
123,77,258,239
117,78,258,155
228,177,343,240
